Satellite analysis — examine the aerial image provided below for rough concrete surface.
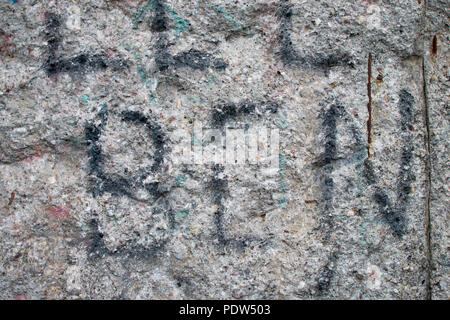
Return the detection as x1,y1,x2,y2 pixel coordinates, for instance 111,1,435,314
0,0,447,299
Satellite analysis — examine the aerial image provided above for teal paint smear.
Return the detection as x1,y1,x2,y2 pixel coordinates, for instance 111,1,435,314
132,0,154,29
126,45,158,104
176,175,186,186
81,94,90,103
358,215,383,245
175,209,189,219
278,118,288,129
133,50,152,88
207,74,217,87
149,93,157,104
192,134,205,146
212,5,241,30
165,5,190,37
278,197,288,205
120,41,156,101
173,16,190,37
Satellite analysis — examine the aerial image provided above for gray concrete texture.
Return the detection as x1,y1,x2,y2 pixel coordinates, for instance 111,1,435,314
0,0,448,299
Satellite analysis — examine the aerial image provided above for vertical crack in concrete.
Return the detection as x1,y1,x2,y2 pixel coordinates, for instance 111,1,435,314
366,53,373,158
421,0,432,300
422,53,433,301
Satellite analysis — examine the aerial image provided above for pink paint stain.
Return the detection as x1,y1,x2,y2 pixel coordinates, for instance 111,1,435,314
40,9,46,21
24,146,46,163
15,294,26,300
47,205,70,219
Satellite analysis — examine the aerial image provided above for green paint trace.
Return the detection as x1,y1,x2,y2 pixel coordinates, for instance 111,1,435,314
81,94,90,103
207,74,217,87
133,50,152,89
176,175,186,186
122,41,158,105
278,197,288,205
149,93,157,104
175,209,189,219
277,118,288,129
192,134,205,146
132,0,154,29
166,6,190,37
212,5,241,30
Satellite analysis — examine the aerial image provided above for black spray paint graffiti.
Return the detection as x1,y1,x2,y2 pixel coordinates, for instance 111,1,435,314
276,0,353,73
363,89,415,237
150,0,227,72
314,99,363,243
315,100,345,239
149,1,273,251
202,98,281,250
154,34,228,72
211,100,279,128
82,1,277,259
87,218,169,261
317,90,415,238
312,91,414,293
150,0,168,32
43,12,128,77
85,107,174,260
85,108,166,201
315,251,339,294
209,165,267,250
